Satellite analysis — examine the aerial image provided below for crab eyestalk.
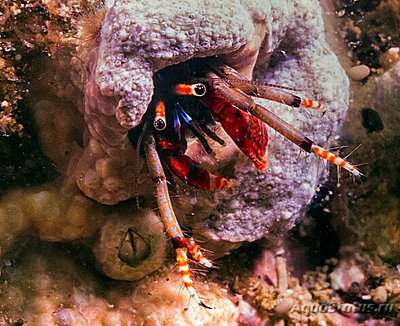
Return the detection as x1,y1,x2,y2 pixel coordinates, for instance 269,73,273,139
153,100,167,131
173,83,207,97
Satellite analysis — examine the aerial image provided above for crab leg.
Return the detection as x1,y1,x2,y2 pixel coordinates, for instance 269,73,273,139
198,122,226,145
145,135,211,308
207,75,361,177
187,237,213,268
213,64,323,110
183,227,213,268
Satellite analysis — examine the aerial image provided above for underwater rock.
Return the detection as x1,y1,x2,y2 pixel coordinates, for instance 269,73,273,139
329,259,365,291
347,64,371,81
331,61,400,264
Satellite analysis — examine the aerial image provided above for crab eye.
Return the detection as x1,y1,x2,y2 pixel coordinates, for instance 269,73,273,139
173,83,206,97
191,83,206,97
154,118,166,130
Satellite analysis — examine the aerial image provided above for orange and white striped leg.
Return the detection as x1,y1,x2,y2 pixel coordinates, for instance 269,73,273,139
207,76,362,177
213,64,324,111
311,145,362,177
146,136,211,309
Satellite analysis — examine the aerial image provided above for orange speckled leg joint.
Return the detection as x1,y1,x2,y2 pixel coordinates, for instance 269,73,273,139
300,98,323,110
187,237,213,268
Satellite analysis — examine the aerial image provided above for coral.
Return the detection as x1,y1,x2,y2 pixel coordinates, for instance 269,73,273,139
0,243,240,325
203,0,350,242
0,0,79,191
0,0,79,136
0,187,171,283
0,58,23,136
92,208,170,281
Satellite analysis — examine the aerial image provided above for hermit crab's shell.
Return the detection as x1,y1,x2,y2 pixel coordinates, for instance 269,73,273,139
95,0,259,128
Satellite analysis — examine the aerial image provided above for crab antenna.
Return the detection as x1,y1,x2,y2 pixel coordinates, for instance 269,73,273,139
175,103,213,154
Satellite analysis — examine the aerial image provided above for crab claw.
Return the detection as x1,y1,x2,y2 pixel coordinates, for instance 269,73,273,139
201,92,269,171
157,137,232,191
163,154,232,190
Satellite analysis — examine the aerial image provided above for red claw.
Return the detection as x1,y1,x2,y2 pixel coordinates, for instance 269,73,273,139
157,136,232,190
202,92,269,171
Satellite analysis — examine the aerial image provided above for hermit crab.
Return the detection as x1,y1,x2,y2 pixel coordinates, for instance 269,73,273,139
125,58,360,307
75,0,361,309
